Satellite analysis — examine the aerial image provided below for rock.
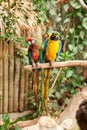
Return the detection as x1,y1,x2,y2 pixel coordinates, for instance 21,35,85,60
58,87,87,125
38,116,57,127
60,118,73,130
22,116,64,130
22,124,39,130
38,116,64,130
58,86,87,130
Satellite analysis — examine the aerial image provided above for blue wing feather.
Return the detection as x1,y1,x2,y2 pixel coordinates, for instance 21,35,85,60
55,40,62,61
43,38,49,56
28,50,32,64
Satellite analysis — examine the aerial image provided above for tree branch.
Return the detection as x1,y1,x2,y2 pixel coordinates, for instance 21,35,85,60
78,0,87,11
24,60,87,71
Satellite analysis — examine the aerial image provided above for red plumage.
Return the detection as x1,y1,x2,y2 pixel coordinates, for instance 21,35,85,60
29,43,40,63
28,38,40,63
28,38,40,102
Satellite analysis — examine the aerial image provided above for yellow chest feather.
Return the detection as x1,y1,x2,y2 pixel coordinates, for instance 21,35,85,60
45,40,59,61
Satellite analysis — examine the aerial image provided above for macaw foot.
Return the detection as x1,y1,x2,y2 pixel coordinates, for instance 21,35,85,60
36,62,39,67
45,109,49,116
42,110,49,116
49,61,52,66
32,62,35,68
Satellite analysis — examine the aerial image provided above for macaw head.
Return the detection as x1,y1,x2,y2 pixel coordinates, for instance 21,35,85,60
49,32,60,40
28,38,35,45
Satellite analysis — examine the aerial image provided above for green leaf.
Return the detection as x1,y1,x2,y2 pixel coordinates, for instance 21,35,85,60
12,126,21,130
0,126,5,130
70,1,81,9
46,2,50,9
65,97,69,105
64,18,70,24
83,52,87,59
70,89,75,94
63,4,69,12
52,68,58,74
66,70,73,78
49,9,56,16
55,17,61,23
82,40,87,45
73,47,78,54
68,44,73,51
69,28,74,34
56,92,61,99
50,0,55,6
80,31,84,39
82,18,87,30
60,89,65,94
77,12,83,18
78,44,83,51
77,25,82,29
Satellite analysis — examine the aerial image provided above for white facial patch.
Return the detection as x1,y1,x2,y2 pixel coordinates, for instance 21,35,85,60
32,40,35,44
28,40,35,45
29,41,32,45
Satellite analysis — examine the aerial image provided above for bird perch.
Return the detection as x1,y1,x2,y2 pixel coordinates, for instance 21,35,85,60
24,60,87,71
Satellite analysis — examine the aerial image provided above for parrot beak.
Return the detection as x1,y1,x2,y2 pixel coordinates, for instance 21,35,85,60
32,40,35,44
28,41,32,45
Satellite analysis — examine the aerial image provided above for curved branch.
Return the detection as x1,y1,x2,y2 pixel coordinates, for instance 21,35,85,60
78,0,87,11
24,60,87,70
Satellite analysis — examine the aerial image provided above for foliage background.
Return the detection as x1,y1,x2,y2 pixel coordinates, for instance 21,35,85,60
0,0,87,115
32,0,87,113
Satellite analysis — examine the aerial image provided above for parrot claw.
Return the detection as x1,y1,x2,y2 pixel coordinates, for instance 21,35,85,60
36,62,39,67
49,61,52,66
32,62,35,67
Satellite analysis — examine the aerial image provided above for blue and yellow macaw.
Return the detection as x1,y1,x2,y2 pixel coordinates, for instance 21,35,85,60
42,32,62,114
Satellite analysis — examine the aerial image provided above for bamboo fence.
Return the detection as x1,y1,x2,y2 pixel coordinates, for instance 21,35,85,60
0,37,87,114
0,33,30,114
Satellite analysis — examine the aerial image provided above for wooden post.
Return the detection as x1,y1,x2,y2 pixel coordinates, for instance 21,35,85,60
3,41,9,113
13,56,20,112
0,38,3,114
8,41,14,112
19,64,25,112
24,70,29,110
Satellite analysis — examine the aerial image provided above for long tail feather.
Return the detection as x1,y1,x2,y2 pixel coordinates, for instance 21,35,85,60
42,68,51,114
32,70,39,102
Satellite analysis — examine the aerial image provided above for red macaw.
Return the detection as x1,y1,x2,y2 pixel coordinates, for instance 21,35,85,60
28,38,40,102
